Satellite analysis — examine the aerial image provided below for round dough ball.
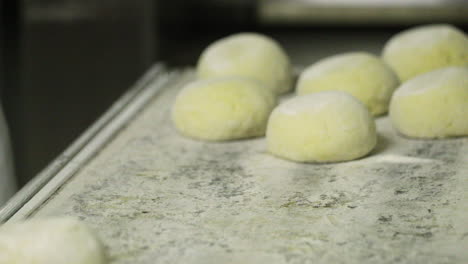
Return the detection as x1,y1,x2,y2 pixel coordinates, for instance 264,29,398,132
197,33,293,95
296,52,399,116
172,77,277,141
267,91,377,163
0,217,107,264
389,67,468,138
382,24,468,82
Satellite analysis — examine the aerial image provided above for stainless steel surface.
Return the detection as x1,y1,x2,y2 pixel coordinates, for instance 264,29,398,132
0,64,167,222
2,66,467,263
259,0,468,24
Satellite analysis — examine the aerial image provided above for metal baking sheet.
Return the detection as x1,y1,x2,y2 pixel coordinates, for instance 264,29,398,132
3,66,468,263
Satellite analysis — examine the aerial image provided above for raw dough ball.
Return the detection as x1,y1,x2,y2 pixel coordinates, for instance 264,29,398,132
389,67,468,138
267,91,377,163
382,24,468,82
296,52,399,116
172,77,277,141
197,33,293,95
0,217,107,264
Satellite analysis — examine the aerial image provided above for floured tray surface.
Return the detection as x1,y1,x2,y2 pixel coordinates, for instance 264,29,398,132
32,70,468,264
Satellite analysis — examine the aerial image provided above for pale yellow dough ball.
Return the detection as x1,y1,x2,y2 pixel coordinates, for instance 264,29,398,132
172,77,277,141
197,33,292,95
382,24,468,82
296,52,399,116
267,91,377,163
0,217,107,264
389,67,468,138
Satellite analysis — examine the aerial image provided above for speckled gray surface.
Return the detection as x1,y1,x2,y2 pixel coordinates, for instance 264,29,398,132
33,71,468,264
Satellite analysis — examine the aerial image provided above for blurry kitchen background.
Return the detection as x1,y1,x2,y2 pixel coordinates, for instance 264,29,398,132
0,0,467,189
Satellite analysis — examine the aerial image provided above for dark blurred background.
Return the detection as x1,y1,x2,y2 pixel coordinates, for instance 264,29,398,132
1,0,467,187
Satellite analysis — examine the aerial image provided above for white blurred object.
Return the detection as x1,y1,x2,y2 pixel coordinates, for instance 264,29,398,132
292,0,464,7
0,103,15,206
259,0,468,24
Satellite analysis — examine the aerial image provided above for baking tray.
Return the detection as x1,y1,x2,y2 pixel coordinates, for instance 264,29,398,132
1,63,467,263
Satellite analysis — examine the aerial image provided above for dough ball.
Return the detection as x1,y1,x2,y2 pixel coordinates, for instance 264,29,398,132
296,52,399,116
172,77,277,141
382,24,468,82
267,91,377,163
0,217,107,264
389,67,468,138
197,33,293,95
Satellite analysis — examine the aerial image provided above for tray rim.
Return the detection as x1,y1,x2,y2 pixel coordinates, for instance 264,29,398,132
0,63,174,223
